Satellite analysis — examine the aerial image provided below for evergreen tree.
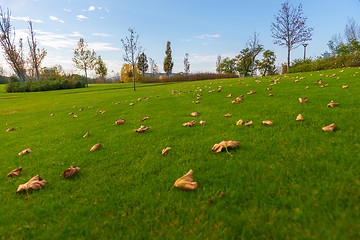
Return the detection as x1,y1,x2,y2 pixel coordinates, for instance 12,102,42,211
137,52,148,79
163,41,174,76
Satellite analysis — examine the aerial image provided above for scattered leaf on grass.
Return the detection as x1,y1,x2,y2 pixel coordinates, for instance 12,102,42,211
191,112,200,117
83,132,90,138
90,143,102,152
135,125,150,133
224,113,232,117
171,169,198,190
268,93,274,97
7,167,22,177
50,113,54,117
247,90,255,95
314,79,323,84
129,103,134,106
73,114,78,118
296,114,304,121
236,119,244,126
140,116,149,122
115,119,126,125
232,95,244,104
199,120,206,125
266,87,272,91
212,140,239,154
16,175,47,196
342,85,348,89
322,123,336,132
63,166,80,178
299,97,308,103
244,120,253,126
182,120,196,127
226,94,233,98
217,86,222,92
18,148,32,156
6,127,15,132
262,120,273,125
327,100,339,108
162,147,171,156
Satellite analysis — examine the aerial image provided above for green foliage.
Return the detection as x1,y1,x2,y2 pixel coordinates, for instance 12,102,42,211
72,38,97,80
163,41,174,76
257,50,277,76
137,52,148,77
94,56,108,78
217,57,237,74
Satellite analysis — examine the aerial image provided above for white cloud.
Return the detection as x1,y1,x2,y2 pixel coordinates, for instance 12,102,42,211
76,15,88,21
49,16,65,23
64,8,71,12
195,34,221,40
88,42,121,51
88,6,96,11
12,16,42,23
92,33,111,37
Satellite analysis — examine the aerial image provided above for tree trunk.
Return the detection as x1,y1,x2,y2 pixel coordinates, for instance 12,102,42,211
132,64,136,91
84,67,88,87
287,46,291,71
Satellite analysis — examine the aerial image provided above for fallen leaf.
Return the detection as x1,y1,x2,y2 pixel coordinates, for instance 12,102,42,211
226,93,233,98
244,120,253,126
314,79,323,84
115,119,126,125
63,166,80,178
247,90,255,95
212,140,239,154
182,120,196,127
262,120,273,125
16,175,47,196
135,125,150,133
129,103,134,106
140,116,149,122
172,169,198,190
18,148,32,156
296,114,304,121
322,123,336,132
73,114,78,118
191,112,200,117
83,132,90,138
236,119,244,126
6,127,15,132
298,97,308,103
342,85,348,89
217,86,222,92
162,147,171,156
50,113,54,117
266,87,272,91
199,120,206,125
7,167,22,177
327,100,338,108
90,143,102,152
232,95,244,104
268,93,274,97
224,113,232,117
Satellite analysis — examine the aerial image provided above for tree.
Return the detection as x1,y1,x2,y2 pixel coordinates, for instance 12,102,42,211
0,7,28,81
345,18,360,42
246,32,263,76
257,50,277,76
27,21,47,81
94,55,108,81
149,57,158,76
217,57,236,74
216,55,222,73
163,41,174,76
120,63,139,83
137,52,148,79
121,28,142,91
183,53,190,75
72,38,97,86
235,48,253,77
271,0,313,70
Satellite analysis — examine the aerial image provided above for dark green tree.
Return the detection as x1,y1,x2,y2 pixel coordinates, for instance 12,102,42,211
95,55,108,81
137,52,148,79
217,57,236,74
257,50,277,76
163,41,174,76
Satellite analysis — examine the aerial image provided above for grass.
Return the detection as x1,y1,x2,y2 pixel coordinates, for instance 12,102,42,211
0,68,359,239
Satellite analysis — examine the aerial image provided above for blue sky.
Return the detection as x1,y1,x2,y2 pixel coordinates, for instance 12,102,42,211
0,0,359,77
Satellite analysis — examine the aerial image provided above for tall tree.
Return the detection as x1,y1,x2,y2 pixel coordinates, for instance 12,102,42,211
216,55,222,73
137,52,148,79
94,55,108,81
246,32,263,76
217,57,236,74
149,57,158,76
27,21,47,81
257,50,277,76
72,38,97,86
121,28,142,91
0,7,28,81
271,0,313,70
163,41,174,76
183,53,190,75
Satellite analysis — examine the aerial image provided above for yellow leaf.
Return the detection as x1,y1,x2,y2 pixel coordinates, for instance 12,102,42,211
18,148,32,156
162,147,171,156
262,120,273,125
327,100,338,108
296,114,304,121
298,97,308,103
172,169,198,190
83,132,90,138
90,143,102,152
199,120,206,125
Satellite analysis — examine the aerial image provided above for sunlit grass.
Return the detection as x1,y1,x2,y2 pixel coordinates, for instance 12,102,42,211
0,68,359,239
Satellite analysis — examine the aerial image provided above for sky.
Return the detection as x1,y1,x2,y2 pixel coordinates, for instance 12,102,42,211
0,0,359,77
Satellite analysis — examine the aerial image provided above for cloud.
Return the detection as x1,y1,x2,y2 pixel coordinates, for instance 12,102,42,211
92,33,111,37
195,34,221,40
88,42,121,51
88,6,96,11
76,15,88,21
49,16,65,23
64,8,71,12
12,16,42,23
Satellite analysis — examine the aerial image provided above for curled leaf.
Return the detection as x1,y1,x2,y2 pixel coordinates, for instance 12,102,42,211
247,90,255,95
226,93,233,98
268,93,274,97
199,120,206,125
16,175,47,195
212,140,239,155
63,166,80,178
6,127,15,132
236,119,244,126
262,120,273,125
224,113,232,117
115,119,126,125
232,95,244,104
7,167,22,177
299,97,308,103
182,120,196,127
135,125,150,133
172,169,198,190
296,114,304,121
327,100,338,108
162,147,171,156
90,143,102,152
314,79,323,84
217,86,222,92
191,112,200,117
342,85,348,89
266,87,272,91
322,123,336,132
83,132,90,138
140,116,149,122
18,148,32,156
244,120,253,126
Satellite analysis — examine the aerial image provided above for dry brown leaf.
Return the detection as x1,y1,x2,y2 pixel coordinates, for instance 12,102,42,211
16,175,47,195
327,100,338,108
296,114,304,121
6,127,15,132
212,140,239,154
342,85,348,89
18,148,32,156
140,116,149,122
236,119,244,126
115,119,126,125
247,90,255,95
63,166,80,178
226,93,233,98
244,120,253,126
162,147,171,156
322,123,336,132
182,120,196,127
268,93,274,97
90,143,102,152
314,79,323,84
232,95,244,104
262,120,273,125
135,125,150,133
217,86,222,92
199,120,206,125
83,132,90,138
224,113,232,117
172,169,198,190
7,167,22,177
129,103,134,106
191,112,200,117
266,87,272,91
298,97,308,103
73,114,78,118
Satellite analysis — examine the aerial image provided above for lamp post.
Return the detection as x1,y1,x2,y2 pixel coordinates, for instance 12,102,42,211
302,43,308,61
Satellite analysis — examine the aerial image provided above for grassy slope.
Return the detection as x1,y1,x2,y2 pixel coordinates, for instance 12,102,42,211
0,68,359,239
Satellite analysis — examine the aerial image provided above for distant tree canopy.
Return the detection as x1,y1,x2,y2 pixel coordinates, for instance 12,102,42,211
95,55,108,80
163,41,174,76
121,63,140,83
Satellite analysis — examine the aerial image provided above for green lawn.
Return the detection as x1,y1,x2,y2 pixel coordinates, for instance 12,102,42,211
0,68,359,239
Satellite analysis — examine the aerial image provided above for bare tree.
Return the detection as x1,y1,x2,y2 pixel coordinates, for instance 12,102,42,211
345,18,360,42
121,28,142,91
148,57,158,76
246,32,263,76
183,53,190,75
271,1,313,70
0,7,28,81
27,21,47,81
